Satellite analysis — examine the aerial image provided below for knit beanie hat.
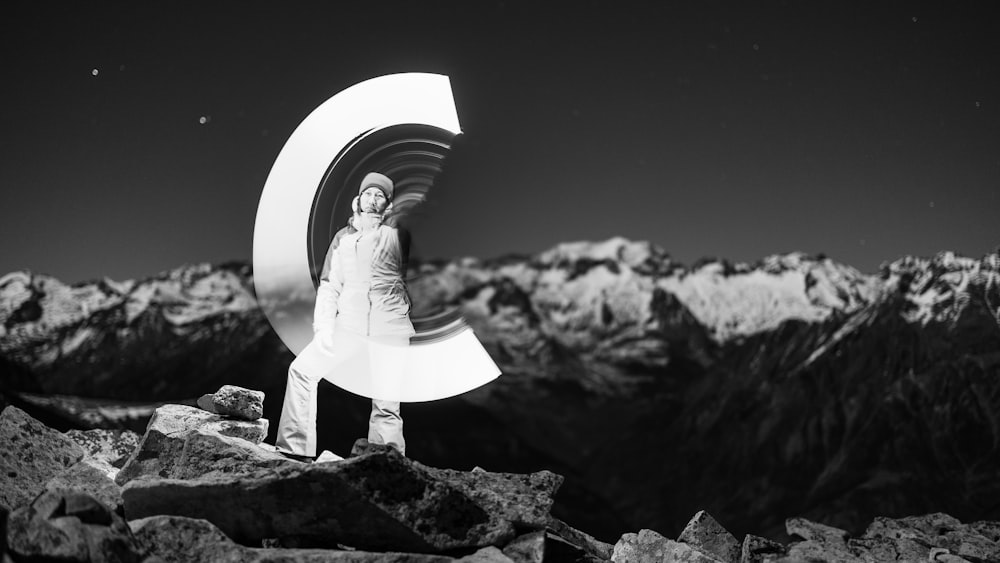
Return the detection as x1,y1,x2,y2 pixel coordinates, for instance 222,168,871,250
359,172,394,201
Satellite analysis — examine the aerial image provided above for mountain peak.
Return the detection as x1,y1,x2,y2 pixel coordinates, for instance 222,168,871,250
535,237,673,270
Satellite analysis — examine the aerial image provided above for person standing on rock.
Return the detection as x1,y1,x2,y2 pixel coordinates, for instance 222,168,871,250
275,172,413,460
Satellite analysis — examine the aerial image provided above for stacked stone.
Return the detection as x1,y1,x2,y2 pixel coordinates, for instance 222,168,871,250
197,384,266,421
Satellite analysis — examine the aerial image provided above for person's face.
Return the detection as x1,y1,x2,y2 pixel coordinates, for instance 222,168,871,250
359,187,388,213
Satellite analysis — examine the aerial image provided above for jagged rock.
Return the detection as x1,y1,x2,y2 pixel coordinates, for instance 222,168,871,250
543,531,607,563
352,437,395,457
502,531,545,563
547,516,614,560
212,385,264,421
6,490,144,562
421,465,563,530
115,404,274,485
784,517,857,562
45,457,123,513
970,521,1000,542
117,427,292,486
457,546,516,563
67,428,141,468
130,514,458,562
122,448,517,552
786,517,850,544
612,529,721,563
739,534,786,563
846,536,932,562
862,513,1000,563
863,512,961,541
678,511,739,563
316,450,345,463
0,405,85,512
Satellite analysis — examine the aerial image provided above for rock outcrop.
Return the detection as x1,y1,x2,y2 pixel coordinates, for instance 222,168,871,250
122,449,520,551
4,403,1000,562
115,404,274,486
0,406,85,512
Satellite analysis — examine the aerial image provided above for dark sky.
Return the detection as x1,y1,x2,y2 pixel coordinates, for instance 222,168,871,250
2,1,997,283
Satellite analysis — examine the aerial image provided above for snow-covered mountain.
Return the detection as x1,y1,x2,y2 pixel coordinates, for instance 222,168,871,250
1,239,998,541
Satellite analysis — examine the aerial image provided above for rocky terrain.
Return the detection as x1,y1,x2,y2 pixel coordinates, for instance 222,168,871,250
1,238,998,543
4,401,1000,562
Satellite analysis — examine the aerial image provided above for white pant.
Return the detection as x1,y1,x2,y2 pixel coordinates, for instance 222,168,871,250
275,334,407,457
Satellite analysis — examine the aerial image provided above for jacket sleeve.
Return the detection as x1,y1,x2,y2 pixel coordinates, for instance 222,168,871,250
313,229,348,332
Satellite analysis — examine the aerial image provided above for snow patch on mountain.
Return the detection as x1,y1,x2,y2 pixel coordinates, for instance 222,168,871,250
881,250,1000,327
656,253,879,342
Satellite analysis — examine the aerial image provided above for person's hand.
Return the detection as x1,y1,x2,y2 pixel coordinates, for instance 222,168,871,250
315,327,336,354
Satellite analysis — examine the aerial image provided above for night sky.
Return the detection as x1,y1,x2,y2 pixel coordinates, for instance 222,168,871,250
2,1,997,283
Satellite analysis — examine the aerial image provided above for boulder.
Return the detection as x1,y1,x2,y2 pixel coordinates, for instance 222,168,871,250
117,428,292,486
677,511,739,563
66,428,141,468
421,465,563,530
116,404,273,486
122,448,517,552
0,406,85,512
130,514,458,562
739,534,786,563
6,489,144,562
45,457,123,513
212,385,264,421
613,529,721,563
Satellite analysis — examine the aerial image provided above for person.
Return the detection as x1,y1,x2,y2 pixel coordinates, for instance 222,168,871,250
275,172,413,460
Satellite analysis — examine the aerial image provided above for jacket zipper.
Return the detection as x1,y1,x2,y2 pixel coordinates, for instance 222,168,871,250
356,233,372,336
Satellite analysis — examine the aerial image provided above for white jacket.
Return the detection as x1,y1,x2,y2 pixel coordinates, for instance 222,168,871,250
313,223,414,338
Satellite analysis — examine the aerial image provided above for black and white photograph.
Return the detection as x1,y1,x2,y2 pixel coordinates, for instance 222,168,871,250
1,2,998,561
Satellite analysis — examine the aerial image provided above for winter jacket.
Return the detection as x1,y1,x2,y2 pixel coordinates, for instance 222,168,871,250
313,223,414,338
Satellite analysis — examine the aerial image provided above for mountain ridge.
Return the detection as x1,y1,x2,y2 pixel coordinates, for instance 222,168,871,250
1,237,998,540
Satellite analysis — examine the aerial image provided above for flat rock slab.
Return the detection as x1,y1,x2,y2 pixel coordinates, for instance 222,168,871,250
117,427,292,486
212,385,265,420
123,449,517,553
131,514,460,563
116,404,273,486
66,428,141,468
421,466,563,530
0,406,84,512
